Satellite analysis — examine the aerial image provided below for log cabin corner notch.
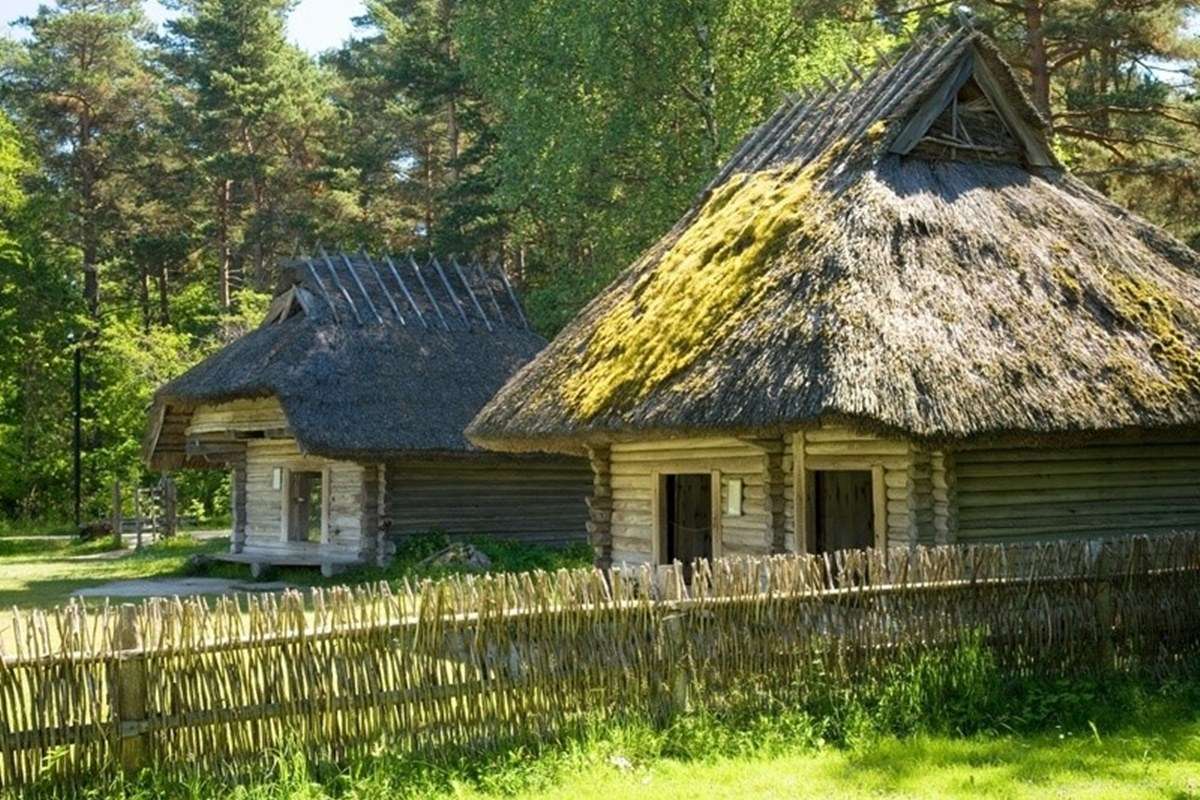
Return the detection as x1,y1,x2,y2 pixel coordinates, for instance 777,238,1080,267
467,29,1200,567
143,252,590,576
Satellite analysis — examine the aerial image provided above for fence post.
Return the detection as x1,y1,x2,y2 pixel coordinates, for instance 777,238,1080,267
1095,579,1115,668
111,482,123,549
115,604,148,773
660,611,691,716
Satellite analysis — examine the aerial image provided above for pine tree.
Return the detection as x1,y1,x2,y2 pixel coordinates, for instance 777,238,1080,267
163,0,352,306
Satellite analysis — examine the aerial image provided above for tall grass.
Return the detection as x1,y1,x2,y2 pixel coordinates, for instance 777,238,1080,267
36,636,1200,800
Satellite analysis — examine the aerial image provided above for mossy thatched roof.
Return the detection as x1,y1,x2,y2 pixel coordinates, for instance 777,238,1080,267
468,30,1200,453
145,253,546,468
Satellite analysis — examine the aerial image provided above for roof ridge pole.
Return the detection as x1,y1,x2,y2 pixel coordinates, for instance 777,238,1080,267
495,262,530,331
383,254,427,328
409,252,450,331
318,246,363,325
303,256,341,324
451,255,493,332
474,259,506,325
359,249,405,325
339,252,384,324
431,255,471,329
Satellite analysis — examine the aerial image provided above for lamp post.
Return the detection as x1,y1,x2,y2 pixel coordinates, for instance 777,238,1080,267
69,331,81,529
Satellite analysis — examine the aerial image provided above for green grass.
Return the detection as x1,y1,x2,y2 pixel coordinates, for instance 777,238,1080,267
0,534,228,609
76,677,1200,800
0,527,592,611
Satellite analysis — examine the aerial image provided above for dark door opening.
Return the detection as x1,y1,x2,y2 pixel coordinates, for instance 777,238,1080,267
288,471,323,542
812,470,874,554
663,474,712,573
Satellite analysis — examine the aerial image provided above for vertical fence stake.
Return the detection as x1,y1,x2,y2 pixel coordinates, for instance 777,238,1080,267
115,604,147,774
1096,579,1115,668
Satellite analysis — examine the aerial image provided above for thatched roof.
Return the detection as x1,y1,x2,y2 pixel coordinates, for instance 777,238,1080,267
146,252,546,468
468,29,1200,453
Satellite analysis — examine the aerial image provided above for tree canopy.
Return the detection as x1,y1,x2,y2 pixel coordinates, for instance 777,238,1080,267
0,0,1197,522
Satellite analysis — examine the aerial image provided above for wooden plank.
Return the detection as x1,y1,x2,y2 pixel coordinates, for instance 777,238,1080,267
872,464,887,550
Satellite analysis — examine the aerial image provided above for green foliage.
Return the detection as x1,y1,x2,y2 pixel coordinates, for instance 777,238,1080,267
35,663,1200,799
1,0,1199,529
196,531,594,587
456,0,893,333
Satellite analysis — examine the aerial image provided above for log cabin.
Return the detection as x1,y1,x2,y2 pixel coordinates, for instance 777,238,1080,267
144,252,590,575
467,30,1200,570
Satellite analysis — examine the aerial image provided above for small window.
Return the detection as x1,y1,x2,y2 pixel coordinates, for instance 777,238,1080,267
286,470,324,543
726,478,743,516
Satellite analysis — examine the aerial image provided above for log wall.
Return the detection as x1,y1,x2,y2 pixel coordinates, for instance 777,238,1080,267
786,426,936,549
952,440,1200,543
186,398,288,436
609,437,776,566
383,458,590,546
242,439,374,562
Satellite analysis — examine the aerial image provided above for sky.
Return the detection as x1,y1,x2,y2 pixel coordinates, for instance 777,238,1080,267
2,0,368,54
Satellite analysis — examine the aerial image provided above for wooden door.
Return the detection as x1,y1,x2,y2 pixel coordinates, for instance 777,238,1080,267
288,471,323,542
664,474,712,566
813,470,874,553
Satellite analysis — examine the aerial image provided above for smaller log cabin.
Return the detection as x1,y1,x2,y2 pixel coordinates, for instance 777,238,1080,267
144,252,590,575
468,31,1200,569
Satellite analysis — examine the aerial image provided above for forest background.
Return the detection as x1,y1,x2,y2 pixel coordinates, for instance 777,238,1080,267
0,0,1196,524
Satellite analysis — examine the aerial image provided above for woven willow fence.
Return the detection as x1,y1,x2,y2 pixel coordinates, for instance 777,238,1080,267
3,533,1200,791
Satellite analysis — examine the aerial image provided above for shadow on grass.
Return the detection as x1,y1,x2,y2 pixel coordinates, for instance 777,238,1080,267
831,710,1200,798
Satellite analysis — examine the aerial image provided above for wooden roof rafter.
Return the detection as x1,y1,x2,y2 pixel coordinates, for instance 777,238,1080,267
381,253,427,329
452,255,494,332
409,253,450,331
431,255,471,329
338,251,384,324
475,261,506,325
357,249,405,325
318,247,364,325
303,256,341,325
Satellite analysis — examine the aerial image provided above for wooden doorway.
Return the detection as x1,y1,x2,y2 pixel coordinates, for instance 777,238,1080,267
287,470,324,543
812,470,874,554
661,474,713,571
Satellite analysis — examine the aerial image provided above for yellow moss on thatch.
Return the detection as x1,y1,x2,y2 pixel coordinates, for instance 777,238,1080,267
1051,266,1082,304
1107,274,1200,404
562,158,836,418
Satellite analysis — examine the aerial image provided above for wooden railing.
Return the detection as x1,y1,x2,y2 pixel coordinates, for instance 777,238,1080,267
2,533,1200,791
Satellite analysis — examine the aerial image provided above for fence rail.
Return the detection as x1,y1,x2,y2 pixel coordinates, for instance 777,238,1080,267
3,533,1200,791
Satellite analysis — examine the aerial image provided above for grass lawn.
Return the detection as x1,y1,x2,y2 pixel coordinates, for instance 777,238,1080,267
487,729,1200,800
130,689,1200,800
0,534,229,609
0,529,593,612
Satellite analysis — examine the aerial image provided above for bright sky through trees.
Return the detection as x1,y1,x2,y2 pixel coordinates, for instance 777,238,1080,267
1,0,366,53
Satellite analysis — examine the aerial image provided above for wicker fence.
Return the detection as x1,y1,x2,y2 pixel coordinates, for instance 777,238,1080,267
3,533,1200,791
